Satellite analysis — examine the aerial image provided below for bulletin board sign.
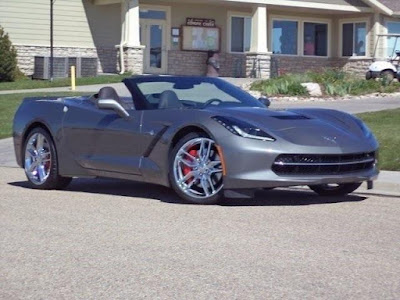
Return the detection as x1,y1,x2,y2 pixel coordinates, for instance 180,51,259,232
181,26,220,52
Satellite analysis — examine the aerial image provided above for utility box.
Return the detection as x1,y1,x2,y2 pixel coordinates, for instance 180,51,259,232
33,56,98,79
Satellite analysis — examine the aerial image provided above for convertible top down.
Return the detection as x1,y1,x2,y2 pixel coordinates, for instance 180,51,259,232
13,76,379,204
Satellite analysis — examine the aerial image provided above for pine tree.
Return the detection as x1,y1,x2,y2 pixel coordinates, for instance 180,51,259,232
0,26,19,82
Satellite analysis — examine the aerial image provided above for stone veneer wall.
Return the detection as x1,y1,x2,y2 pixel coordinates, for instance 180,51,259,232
15,45,119,76
271,56,373,77
167,50,246,77
123,46,144,75
245,53,271,79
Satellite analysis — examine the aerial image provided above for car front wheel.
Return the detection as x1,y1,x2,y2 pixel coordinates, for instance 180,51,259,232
308,182,362,197
169,132,224,204
24,128,72,190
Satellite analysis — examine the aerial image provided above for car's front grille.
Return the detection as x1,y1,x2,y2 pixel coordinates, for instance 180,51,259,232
272,152,376,175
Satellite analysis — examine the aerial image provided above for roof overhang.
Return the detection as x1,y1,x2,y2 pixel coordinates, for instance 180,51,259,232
361,0,394,15
89,0,397,17
90,0,120,5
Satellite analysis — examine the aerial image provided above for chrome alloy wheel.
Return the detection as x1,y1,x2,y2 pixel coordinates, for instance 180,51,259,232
173,138,223,199
24,133,52,185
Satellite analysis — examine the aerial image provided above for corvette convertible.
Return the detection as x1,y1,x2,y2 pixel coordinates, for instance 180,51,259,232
13,76,379,204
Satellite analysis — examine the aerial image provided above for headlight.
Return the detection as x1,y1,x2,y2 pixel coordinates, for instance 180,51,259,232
212,116,275,142
354,117,372,138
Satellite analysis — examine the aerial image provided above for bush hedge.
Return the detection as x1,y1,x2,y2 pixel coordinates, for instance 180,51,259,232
251,69,400,97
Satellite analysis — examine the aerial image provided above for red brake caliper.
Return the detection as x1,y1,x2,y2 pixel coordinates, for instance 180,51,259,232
182,147,198,183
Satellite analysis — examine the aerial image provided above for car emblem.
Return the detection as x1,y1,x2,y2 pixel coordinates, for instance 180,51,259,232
322,136,337,144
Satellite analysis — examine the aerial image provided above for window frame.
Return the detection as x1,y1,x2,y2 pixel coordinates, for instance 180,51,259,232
384,20,400,58
339,18,369,58
227,11,252,54
271,17,300,56
269,15,331,58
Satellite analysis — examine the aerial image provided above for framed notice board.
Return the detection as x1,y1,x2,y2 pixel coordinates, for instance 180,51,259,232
181,26,220,52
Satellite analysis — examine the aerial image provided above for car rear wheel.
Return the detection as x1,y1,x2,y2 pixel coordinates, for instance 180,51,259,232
169,132,224,204
308,182,362,197
24,128,72,190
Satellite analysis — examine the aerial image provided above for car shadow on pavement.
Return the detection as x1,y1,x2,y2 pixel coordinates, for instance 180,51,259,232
9,178,367,206
219,189,366,206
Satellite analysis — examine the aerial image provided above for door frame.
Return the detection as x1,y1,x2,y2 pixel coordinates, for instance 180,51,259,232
141,19,168,74
139,4,171,74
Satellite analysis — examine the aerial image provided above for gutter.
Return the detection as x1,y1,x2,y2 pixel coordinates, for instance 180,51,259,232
118,0,129,75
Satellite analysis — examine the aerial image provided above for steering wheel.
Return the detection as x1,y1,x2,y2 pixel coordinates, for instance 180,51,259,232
203,98,223,108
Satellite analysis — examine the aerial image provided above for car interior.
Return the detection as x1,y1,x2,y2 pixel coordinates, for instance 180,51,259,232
90,86,135,110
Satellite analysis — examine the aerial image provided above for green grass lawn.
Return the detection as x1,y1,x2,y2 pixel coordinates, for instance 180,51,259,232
357,108,400,171
0,92,86,139
0,95,399,171
0,73,131,91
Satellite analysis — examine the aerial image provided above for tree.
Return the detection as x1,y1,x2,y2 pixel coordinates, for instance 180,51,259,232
0,26,19,82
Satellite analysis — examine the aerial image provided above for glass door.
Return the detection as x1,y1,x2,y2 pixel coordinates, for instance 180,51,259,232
140,20,167,74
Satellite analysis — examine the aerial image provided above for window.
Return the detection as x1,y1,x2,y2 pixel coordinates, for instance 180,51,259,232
272,20,298,55
342,22,366,56
304,22,328,56
230,16,252,52
139,9,166,20
387,22,400,57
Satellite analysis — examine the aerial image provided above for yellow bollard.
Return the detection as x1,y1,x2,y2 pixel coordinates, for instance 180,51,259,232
70,66,76,91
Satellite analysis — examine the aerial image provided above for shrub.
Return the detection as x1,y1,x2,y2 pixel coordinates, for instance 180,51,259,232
251,75,308,96
250,69,400,97
307,68,346,84
0,26,19,82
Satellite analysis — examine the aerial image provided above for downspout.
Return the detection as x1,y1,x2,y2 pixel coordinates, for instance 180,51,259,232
119,0,128,74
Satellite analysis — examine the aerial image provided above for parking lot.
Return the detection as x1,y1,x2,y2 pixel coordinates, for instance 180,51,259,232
1,166,399,299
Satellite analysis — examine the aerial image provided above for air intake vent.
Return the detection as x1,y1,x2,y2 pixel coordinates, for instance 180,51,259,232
272,152,376,175
272,115,311,120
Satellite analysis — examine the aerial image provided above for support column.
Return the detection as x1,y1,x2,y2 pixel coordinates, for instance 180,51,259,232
246,5,271,79
250,5,267,53
120,0,144,74
372,13,384,59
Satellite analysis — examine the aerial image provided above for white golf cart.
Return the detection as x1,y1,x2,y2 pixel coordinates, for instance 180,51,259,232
366,34,400,82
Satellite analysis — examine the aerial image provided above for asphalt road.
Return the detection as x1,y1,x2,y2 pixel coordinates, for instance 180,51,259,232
1,167,399,299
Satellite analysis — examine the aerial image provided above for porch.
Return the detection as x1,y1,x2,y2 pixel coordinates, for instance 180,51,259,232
92,0,388,78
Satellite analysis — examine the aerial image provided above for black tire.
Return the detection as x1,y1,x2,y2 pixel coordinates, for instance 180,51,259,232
23,127,72,190
169,132,223,205
308,182,362,197
365,71,372,80
380,70,395,83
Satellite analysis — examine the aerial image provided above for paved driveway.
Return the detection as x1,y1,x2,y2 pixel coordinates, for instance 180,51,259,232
1,167,399,299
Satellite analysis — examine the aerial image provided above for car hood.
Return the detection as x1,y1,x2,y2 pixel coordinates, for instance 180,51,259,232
207,106,371,147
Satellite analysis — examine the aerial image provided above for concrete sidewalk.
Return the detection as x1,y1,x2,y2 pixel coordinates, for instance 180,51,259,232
1,137,399,196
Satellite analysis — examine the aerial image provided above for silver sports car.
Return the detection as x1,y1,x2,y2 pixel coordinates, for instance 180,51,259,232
13,76,379,204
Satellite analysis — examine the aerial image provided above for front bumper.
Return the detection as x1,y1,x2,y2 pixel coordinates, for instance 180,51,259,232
218,134,379,190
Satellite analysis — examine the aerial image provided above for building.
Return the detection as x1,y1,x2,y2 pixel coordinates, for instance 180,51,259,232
1,0,399,78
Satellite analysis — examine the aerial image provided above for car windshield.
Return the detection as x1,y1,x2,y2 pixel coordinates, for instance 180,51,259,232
124,77,264,110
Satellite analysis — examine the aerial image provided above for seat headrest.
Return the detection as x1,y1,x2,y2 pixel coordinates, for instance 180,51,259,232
158,90,183,110
98,87,120,102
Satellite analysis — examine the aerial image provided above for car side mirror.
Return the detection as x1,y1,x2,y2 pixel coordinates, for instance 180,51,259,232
258,97,271,107
97,99,130,118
